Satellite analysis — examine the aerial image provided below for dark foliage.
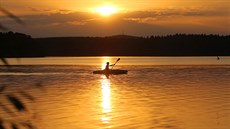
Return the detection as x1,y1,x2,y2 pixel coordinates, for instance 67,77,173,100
0,58,9,66
0,103,14,115
1,85,37,129
0,7,24,30
0,86,6,92
0,119,5,129
22,122,35,129
19,91,35,101
11,123,19,129
0,31,44,58
0,8,37,129
6,95,26,111
36,34,230,56
1,32,229,57
0,8,24,25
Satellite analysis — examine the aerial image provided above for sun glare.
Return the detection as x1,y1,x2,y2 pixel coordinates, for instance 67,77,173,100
101,56,111,69
95,6,117,16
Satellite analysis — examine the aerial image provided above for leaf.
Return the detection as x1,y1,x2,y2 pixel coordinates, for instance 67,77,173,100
0,119,5,129
0,86,6,92
0,103,15,116
0,58,9,66
0,23,8,30
22,122,35,129
19,91,35,101
6,95,26,111
0,7,25,25
35,82,44,89
11,123,18,129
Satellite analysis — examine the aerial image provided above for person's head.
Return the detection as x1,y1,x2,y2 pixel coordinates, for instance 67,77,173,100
106,62,109,65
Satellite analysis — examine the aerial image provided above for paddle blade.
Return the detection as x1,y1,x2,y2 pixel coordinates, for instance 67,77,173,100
117,58,120,62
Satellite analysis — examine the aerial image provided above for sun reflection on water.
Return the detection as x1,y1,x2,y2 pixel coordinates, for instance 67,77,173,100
100,75,112,124
101,56,111,69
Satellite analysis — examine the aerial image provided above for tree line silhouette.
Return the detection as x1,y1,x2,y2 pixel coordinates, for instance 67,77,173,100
1,31,230,57
0,31,43,57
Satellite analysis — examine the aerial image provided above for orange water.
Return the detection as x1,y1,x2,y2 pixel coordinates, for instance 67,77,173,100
0,57,230,129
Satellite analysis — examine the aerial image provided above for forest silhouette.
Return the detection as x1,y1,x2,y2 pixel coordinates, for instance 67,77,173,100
1,32,230,57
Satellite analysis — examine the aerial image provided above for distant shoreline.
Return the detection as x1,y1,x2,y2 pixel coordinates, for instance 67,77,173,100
1,32,230,57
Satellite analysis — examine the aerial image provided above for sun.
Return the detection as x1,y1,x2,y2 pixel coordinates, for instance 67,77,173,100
95,5,118,16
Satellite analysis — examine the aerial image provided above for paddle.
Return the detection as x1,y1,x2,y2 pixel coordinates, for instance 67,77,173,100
111,58,120,70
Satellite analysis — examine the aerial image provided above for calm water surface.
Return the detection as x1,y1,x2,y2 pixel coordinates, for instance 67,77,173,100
0,57,230,129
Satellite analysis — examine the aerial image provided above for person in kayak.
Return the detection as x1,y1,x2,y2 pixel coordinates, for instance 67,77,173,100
104,62,114,72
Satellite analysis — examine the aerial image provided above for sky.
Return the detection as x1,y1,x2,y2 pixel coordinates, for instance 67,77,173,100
0,0,230,37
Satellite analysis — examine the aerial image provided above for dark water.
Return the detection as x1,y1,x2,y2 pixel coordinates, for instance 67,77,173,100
0,57,230,129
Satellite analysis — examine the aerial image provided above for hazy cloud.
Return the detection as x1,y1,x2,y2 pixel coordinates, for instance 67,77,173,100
23,7,230,25
123,7,230,18
1,7,229,37
29,7,74,14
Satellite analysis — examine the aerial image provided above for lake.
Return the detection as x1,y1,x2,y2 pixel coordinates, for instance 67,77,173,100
0,57,230,129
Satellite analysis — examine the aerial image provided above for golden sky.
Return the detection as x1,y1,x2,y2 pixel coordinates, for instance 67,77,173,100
1,0,230,37
2,0,230,14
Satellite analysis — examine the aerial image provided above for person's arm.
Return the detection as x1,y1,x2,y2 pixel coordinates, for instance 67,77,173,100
109,64,115,66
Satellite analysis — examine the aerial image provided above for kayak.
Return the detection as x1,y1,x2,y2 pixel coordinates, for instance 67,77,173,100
93,69,128,75
93,70,128,75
